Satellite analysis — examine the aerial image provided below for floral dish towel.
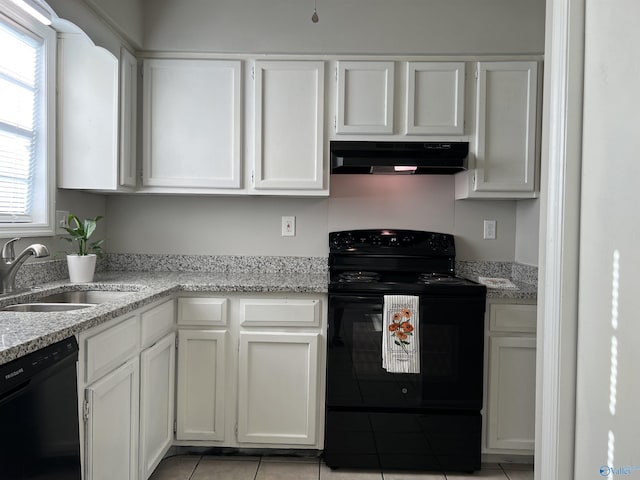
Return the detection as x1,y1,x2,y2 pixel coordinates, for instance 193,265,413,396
382,295,420,374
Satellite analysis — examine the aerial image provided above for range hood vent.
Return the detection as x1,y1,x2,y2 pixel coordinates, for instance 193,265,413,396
330,141,469,175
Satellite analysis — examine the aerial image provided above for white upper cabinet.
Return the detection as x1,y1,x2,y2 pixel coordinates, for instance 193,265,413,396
252,60,326,193
405,62,465,135
336,61,395,135
119,47,138,188
57,31,121,191
456,61,539,198
142,59,242,190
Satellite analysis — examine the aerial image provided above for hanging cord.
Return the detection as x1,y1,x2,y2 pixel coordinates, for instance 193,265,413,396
311,0,319,23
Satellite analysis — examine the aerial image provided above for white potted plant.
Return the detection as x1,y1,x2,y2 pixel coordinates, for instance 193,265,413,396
62,214,104,283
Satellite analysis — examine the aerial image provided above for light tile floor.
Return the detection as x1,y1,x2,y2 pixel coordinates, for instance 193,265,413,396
149,455,533,480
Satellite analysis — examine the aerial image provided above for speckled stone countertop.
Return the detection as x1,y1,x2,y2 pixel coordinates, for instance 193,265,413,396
2,257,537,366
457,260,538,301
0,271,328,366
475,278,538,301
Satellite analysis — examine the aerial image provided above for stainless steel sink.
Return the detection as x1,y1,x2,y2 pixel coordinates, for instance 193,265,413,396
36,290,135,304
0,289,139,313
1,303,93,312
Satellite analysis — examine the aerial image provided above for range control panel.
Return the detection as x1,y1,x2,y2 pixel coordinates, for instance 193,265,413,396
329,229,455,256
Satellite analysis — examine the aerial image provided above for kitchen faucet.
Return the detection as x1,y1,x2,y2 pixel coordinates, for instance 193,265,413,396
0,238,50,295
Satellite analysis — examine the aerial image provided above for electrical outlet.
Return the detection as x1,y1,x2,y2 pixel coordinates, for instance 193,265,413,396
483,220,497,240
282,216,295,237
55,210,69,235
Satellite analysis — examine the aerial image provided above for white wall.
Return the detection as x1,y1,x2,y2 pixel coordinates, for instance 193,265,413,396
573,0,640,476
141,0,545,55
84,0,144,47
515,199,540,265
105,177,517,261
10,190,107,262
454,198,517,261
106,195,328,256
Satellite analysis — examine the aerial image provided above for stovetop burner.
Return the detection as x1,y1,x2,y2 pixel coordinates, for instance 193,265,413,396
338,271,381,283
417,273,472,286
328,229,486,296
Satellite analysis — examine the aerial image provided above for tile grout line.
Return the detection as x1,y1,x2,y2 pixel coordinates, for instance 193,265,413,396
499,463,512,480
186,455,202,480
253,455,262,480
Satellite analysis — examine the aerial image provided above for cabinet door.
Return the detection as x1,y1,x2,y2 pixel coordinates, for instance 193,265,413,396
142,59,242,189
336,61,395,134
176,330,226,441
486,336,536,451
82,315,139,385
139,332,175,480
84,357,139,480
177,297,228,327
57,32,119,190
237,332,319,445
240,298,321,328
253,61,325,191
490,303,537,333
119,47,137,188
406,62,465,135
474,61,538,193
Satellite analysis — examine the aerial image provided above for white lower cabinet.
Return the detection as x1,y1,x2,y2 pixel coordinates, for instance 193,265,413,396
237,332,319,445
78,292,325,479
484,301,536,455
78,298,176,480
84,357,139,480
139,332,176,480
175,293,326,450
176,329,227,441
486,336,536,451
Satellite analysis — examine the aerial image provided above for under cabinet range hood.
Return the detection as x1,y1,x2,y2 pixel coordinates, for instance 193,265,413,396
330,141,469,175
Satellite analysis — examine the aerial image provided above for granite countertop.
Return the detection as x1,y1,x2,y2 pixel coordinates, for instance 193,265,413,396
0,268,535,366
477,279,538,301
456,260,538,301
0,271,328,366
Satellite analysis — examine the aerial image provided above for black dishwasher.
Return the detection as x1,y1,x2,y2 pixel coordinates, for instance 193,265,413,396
0,337,81,479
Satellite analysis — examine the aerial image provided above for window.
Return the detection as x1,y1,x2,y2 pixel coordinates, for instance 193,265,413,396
0,1,54,236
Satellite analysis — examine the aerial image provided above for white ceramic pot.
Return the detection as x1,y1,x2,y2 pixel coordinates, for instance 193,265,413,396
67,254,97,283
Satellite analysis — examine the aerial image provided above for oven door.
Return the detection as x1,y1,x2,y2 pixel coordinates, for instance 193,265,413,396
327,293,485,410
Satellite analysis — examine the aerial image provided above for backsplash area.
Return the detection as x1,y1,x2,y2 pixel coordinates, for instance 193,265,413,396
104,254,328,274
14,254,328,289
14,256,537,289
14,258,72,288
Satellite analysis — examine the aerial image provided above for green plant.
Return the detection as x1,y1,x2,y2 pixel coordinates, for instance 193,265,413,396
63,214,104,257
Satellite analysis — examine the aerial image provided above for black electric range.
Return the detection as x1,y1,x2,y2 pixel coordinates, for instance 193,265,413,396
324,229,487,473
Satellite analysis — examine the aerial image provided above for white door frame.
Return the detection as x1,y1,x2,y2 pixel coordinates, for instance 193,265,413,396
536,0,585,478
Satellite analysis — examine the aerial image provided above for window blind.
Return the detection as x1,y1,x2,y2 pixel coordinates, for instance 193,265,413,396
0,19,41,223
